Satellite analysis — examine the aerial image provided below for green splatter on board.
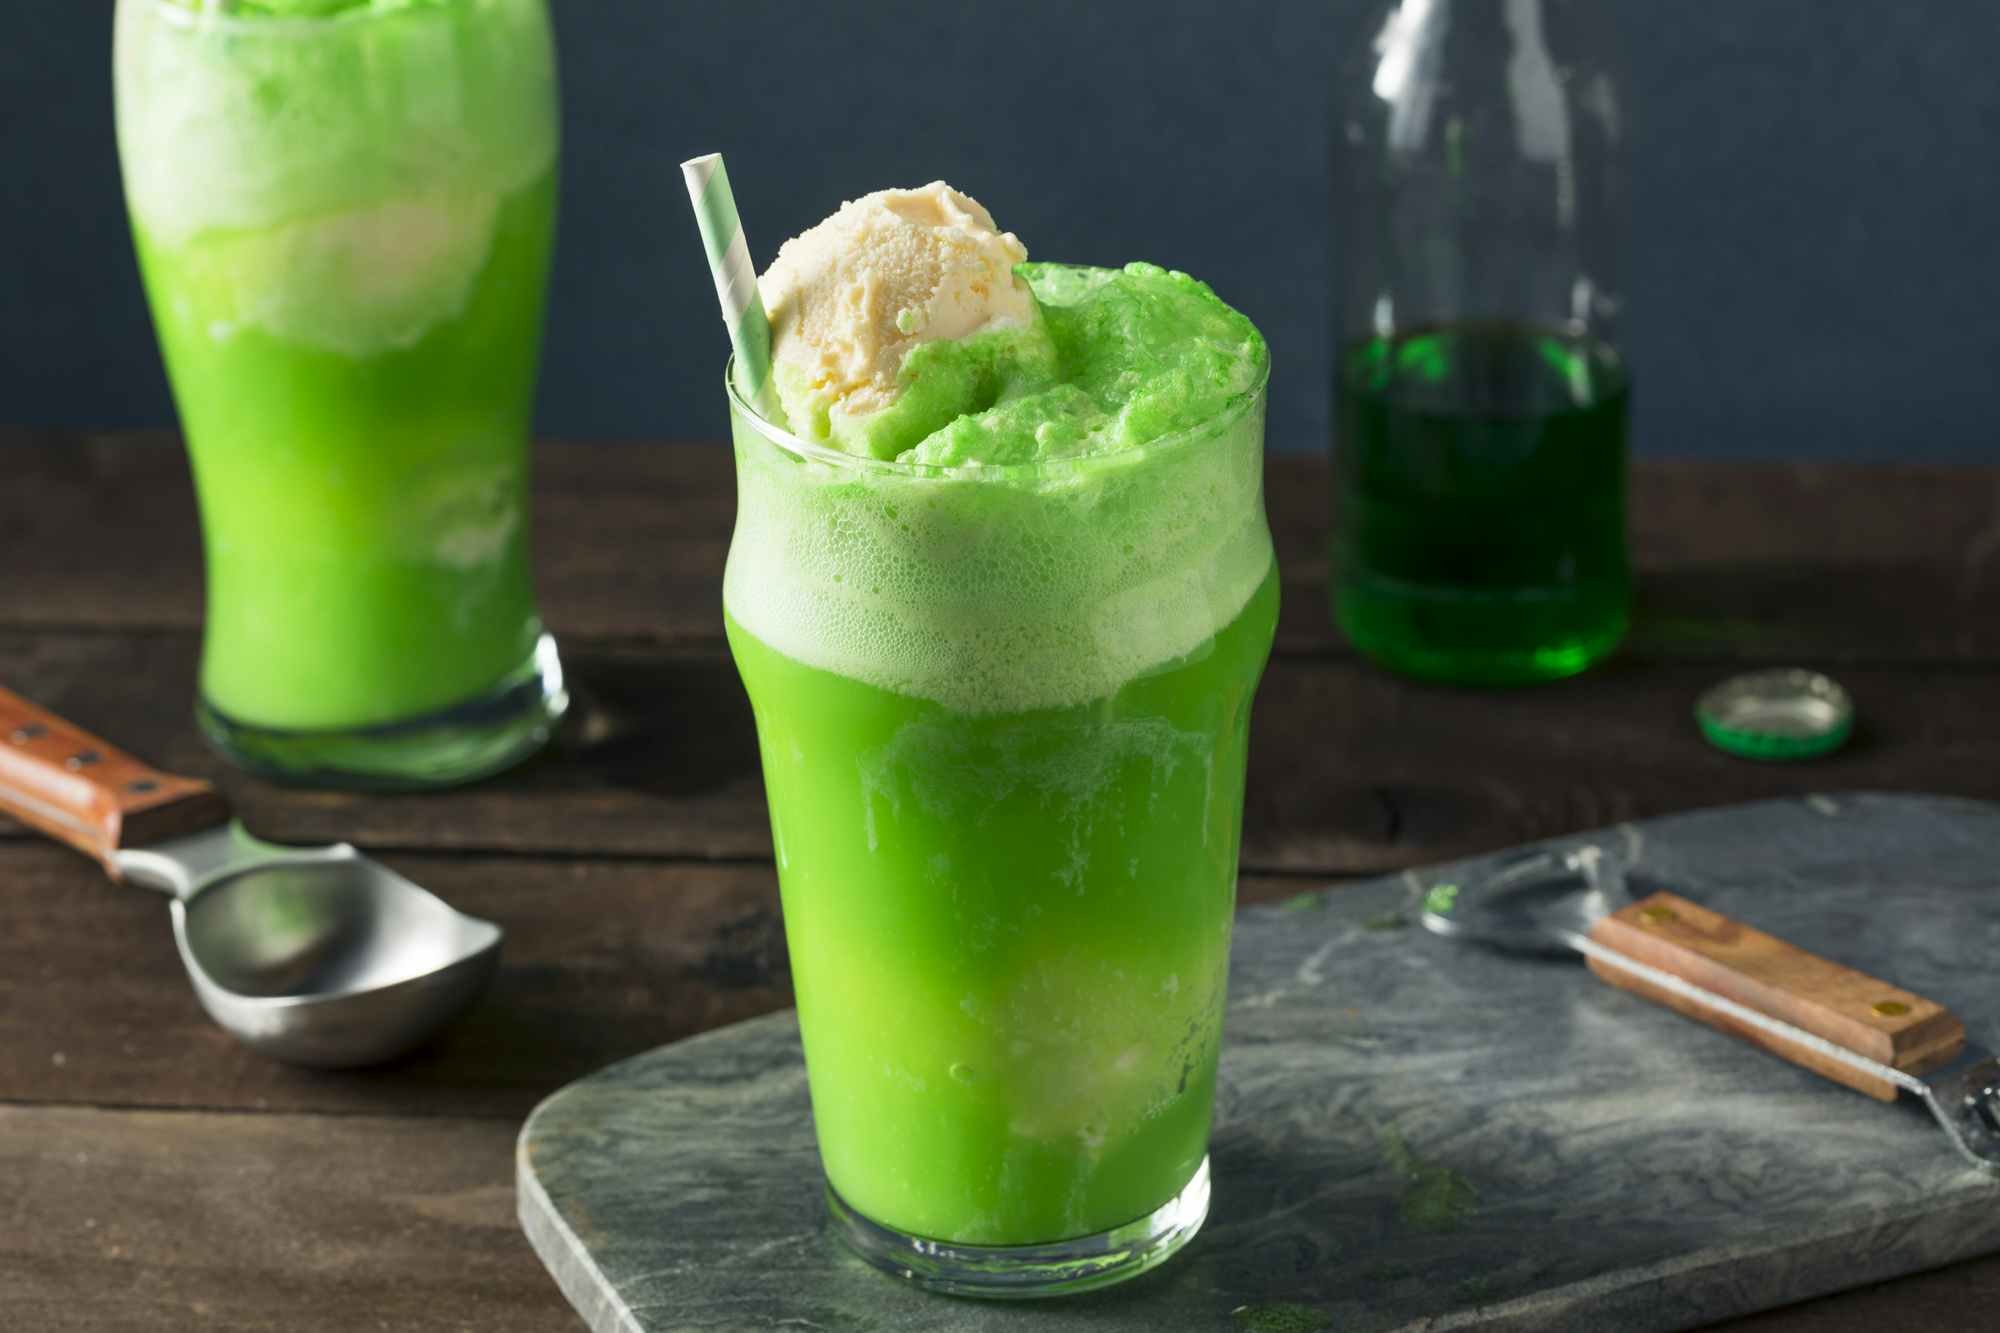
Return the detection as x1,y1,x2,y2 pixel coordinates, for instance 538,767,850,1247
1231,1303,1333,1333
1358,1259,1415,1282
1382,1128,1478,1232
1422,882,1460,917
1452,1275,1497,1305
1275,891,1330,914
1362,910,1408,931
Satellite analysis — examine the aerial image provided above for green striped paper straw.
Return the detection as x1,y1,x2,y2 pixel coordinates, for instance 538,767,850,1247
681,152,783,422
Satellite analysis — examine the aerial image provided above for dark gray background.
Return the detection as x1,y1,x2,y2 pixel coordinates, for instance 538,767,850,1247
7,1,1995,459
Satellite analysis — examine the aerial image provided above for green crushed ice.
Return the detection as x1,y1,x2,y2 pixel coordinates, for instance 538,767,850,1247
1230,1303,1334,1333
1381,1128,1478,1233
797,261,1266,467
1452,1275,1498,1305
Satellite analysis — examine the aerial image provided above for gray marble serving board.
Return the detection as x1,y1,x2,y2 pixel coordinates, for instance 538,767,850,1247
518,794,2000,1332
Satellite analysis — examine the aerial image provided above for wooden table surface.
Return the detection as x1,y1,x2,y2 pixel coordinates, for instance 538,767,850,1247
5,432,1999,1330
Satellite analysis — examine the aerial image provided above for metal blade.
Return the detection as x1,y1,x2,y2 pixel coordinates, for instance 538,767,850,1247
1916,1044,2000,1173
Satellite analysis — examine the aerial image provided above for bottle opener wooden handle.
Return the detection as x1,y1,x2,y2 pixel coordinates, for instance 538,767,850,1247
1586,890,1966,1100
0,684,230,877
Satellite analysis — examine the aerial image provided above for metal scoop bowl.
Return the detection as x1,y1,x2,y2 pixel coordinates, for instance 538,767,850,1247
1419,843,1627,957
121,824,500,1066
1,686,500,1068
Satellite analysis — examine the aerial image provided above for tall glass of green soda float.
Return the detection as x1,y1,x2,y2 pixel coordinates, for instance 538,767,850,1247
1333,0,1630,684
113,0,565,787
712,181,1275,1296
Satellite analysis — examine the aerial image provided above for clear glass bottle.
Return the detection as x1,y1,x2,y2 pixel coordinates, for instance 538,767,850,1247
1332,0,1629,684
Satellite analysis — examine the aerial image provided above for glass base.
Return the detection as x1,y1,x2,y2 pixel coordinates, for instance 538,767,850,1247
196,632,568,791
827,1155,1210,1299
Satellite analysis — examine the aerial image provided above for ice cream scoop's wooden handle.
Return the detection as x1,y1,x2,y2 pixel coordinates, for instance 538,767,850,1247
0,684,229,877
1586,891,1965,1101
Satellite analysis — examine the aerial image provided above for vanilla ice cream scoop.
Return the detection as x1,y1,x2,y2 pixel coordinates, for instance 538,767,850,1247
759,183,1041,453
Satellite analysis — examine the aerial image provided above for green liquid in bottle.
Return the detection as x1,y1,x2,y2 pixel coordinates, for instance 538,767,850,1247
1333,323,1630,685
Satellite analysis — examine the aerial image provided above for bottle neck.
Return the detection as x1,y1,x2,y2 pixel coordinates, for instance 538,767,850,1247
1340,0,1624,345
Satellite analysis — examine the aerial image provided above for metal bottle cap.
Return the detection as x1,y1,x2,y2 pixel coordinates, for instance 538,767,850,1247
1696,669,1854,761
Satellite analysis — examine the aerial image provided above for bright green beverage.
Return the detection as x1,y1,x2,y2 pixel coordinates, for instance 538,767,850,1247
723,258,1274,1292
726,573,1276,1245
113,0,565,786
1334,324,1630,684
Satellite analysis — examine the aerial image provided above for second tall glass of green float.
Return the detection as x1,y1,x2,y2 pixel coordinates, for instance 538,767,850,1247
114,0,565,787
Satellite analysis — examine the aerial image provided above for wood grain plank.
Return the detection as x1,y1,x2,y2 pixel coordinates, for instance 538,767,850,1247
0,837,1315,1117
10,434,2000,1330
1234,654,2000,875
0,845,789,1118
0,1104,570,1332
0,630,774,862
2,1097,1997,1332
0,430,205,634
7,432,2000,663
1706,1258,2000,1331
4,629,2000,871
0,430,734,646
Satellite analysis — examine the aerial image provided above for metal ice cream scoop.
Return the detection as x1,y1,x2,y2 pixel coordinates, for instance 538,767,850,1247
0,684,500,1067
1422,844,2000,1174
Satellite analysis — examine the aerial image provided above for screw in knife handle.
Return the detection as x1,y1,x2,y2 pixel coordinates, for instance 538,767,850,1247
0,684,230,876
1584,891,1966,1101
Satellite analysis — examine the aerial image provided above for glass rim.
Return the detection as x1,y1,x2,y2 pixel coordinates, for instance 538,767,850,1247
143,0,486,36
723,353,1270,483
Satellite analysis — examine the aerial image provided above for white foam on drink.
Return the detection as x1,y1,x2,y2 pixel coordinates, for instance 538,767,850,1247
724,390,1273,716
114,0,555,353
187,192,507,355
